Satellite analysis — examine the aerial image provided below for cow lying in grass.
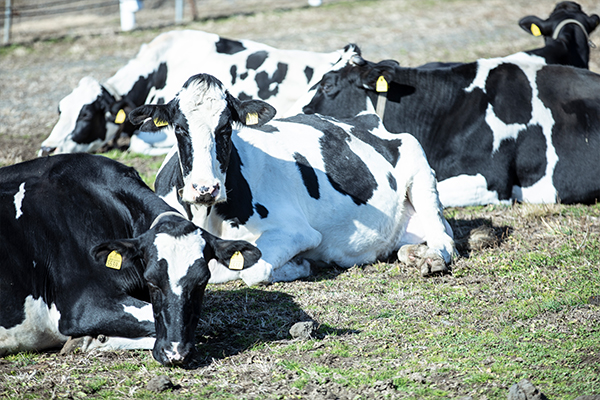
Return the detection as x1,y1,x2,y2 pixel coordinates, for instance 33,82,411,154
0,154,260,366
129,73,456,286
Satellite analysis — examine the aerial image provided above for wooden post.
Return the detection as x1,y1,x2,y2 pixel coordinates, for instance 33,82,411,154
3,0,12,45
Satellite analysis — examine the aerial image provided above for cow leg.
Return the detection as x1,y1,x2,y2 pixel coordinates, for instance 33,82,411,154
239,227,323,286
61,335,155,354
60,297,156,351
397,135,456,271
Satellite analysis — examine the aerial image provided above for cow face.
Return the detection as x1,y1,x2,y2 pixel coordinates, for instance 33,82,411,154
129,74,276,206
92,216,261,366
39,77,125,156
519,1,600,45
303,47,398,119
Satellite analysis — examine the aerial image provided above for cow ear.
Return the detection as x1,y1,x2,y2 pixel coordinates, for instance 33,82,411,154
202,231,262,270
91,239,143,269
129,104,171,131
518,16,550,37
365,60,397,91
228,94,277,127
589,14,600,30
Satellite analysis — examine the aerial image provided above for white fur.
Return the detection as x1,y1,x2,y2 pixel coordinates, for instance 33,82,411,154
123,303,154,323
154,229,205,296
13,182,25,220
0,296,67,356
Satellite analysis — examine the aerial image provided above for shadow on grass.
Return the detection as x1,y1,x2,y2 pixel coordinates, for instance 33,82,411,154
449,217,513,257
191,287,356,368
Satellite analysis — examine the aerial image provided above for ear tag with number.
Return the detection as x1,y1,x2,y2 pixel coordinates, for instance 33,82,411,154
114,109,126,124
229,251,244,270
106,251,122,270
246,112,259,126
153,118,169,128
530,24,542,37
376,76,389,93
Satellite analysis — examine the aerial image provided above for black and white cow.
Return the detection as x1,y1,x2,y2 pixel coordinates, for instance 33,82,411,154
0,154,260,365
40,30,342,156
297,45,600,207
519,1,599,69
129,74,456,286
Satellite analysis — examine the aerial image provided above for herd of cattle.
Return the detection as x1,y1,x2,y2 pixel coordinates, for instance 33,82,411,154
1,1,599,366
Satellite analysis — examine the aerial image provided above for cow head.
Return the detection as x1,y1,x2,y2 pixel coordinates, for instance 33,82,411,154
39,77,133,156
92,214,261,366
519,1,599,63
302,45,399,119
129,74,276,206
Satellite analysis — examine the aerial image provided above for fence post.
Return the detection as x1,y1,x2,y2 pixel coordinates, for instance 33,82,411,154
175,0,183,24
3,0,11,45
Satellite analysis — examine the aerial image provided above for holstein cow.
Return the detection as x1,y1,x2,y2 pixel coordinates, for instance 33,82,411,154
129,74,456,286
298,45,600,206
40,30,342,156
0,154,260,365
519,1,599,69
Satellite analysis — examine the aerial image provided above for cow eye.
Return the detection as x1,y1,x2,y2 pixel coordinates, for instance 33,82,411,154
322,83,333,93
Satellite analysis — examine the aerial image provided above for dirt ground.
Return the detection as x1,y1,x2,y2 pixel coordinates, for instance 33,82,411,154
1,0,600,399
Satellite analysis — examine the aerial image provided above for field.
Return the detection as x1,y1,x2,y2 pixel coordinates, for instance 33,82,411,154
1,0,600,399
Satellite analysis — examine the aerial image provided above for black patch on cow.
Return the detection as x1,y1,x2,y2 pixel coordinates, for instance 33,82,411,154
387,172,397,191
293,152,320,199
348,114,403,166
72,102,107,143
238,92,252,101
255,63,288,100
514,124,547,187
156,98,165,105
304,66,314,84
216,37,246,55
215,109,234,174
214,145,255,225
281,114,377,205
230,65,237,86
124,62,169,107
246,51,268,70
255,203,269,218
240,72,248,80
175,116,194,178
257,124,279,133
485,63,532,125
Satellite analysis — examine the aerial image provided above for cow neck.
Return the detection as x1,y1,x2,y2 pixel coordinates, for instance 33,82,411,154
552,18,596,48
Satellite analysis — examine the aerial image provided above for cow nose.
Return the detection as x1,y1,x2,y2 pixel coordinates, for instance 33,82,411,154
39,146,56,157
160,343,192,366
191,183,220,203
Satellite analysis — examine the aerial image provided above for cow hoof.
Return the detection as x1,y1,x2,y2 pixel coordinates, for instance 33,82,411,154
60,336,93,355
398,244,449,277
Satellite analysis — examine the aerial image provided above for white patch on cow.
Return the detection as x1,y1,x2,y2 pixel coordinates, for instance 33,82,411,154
154,229,205,296
437,174,508,207
123,303,154,322
0,296,67,356
164,342,183,362
464,52,558,203
176,80,229,204
40,77,105,155
13,182,26,220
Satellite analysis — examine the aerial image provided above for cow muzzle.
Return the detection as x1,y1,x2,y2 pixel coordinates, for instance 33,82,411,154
179,182,221,205
154,342,194,367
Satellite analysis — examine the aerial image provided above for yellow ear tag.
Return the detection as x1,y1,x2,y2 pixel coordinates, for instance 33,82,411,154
229,251,244,270
106,251,122,270
153,118,169,128
114,109,126,124
376,76,389,93
246,112,259,126
530,24,542,37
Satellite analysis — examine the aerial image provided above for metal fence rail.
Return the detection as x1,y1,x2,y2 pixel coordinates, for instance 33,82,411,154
1,0,325,45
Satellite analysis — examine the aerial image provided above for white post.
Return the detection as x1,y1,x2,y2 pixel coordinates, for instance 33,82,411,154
3,0,12,45
120,0,143,31
175,0,183,24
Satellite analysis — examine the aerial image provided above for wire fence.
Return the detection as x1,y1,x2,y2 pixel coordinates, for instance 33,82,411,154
1,0,324,45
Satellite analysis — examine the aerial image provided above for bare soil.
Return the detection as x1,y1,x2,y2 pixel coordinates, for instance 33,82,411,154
1,1,600,399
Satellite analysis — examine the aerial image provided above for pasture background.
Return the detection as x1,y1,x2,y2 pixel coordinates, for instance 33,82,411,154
1,0,600,399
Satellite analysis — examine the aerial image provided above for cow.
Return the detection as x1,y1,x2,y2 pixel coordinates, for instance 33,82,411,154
39,30,343,156
128,73,456,287
519,1,599,69
0,153,261,366
297,45,600,207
